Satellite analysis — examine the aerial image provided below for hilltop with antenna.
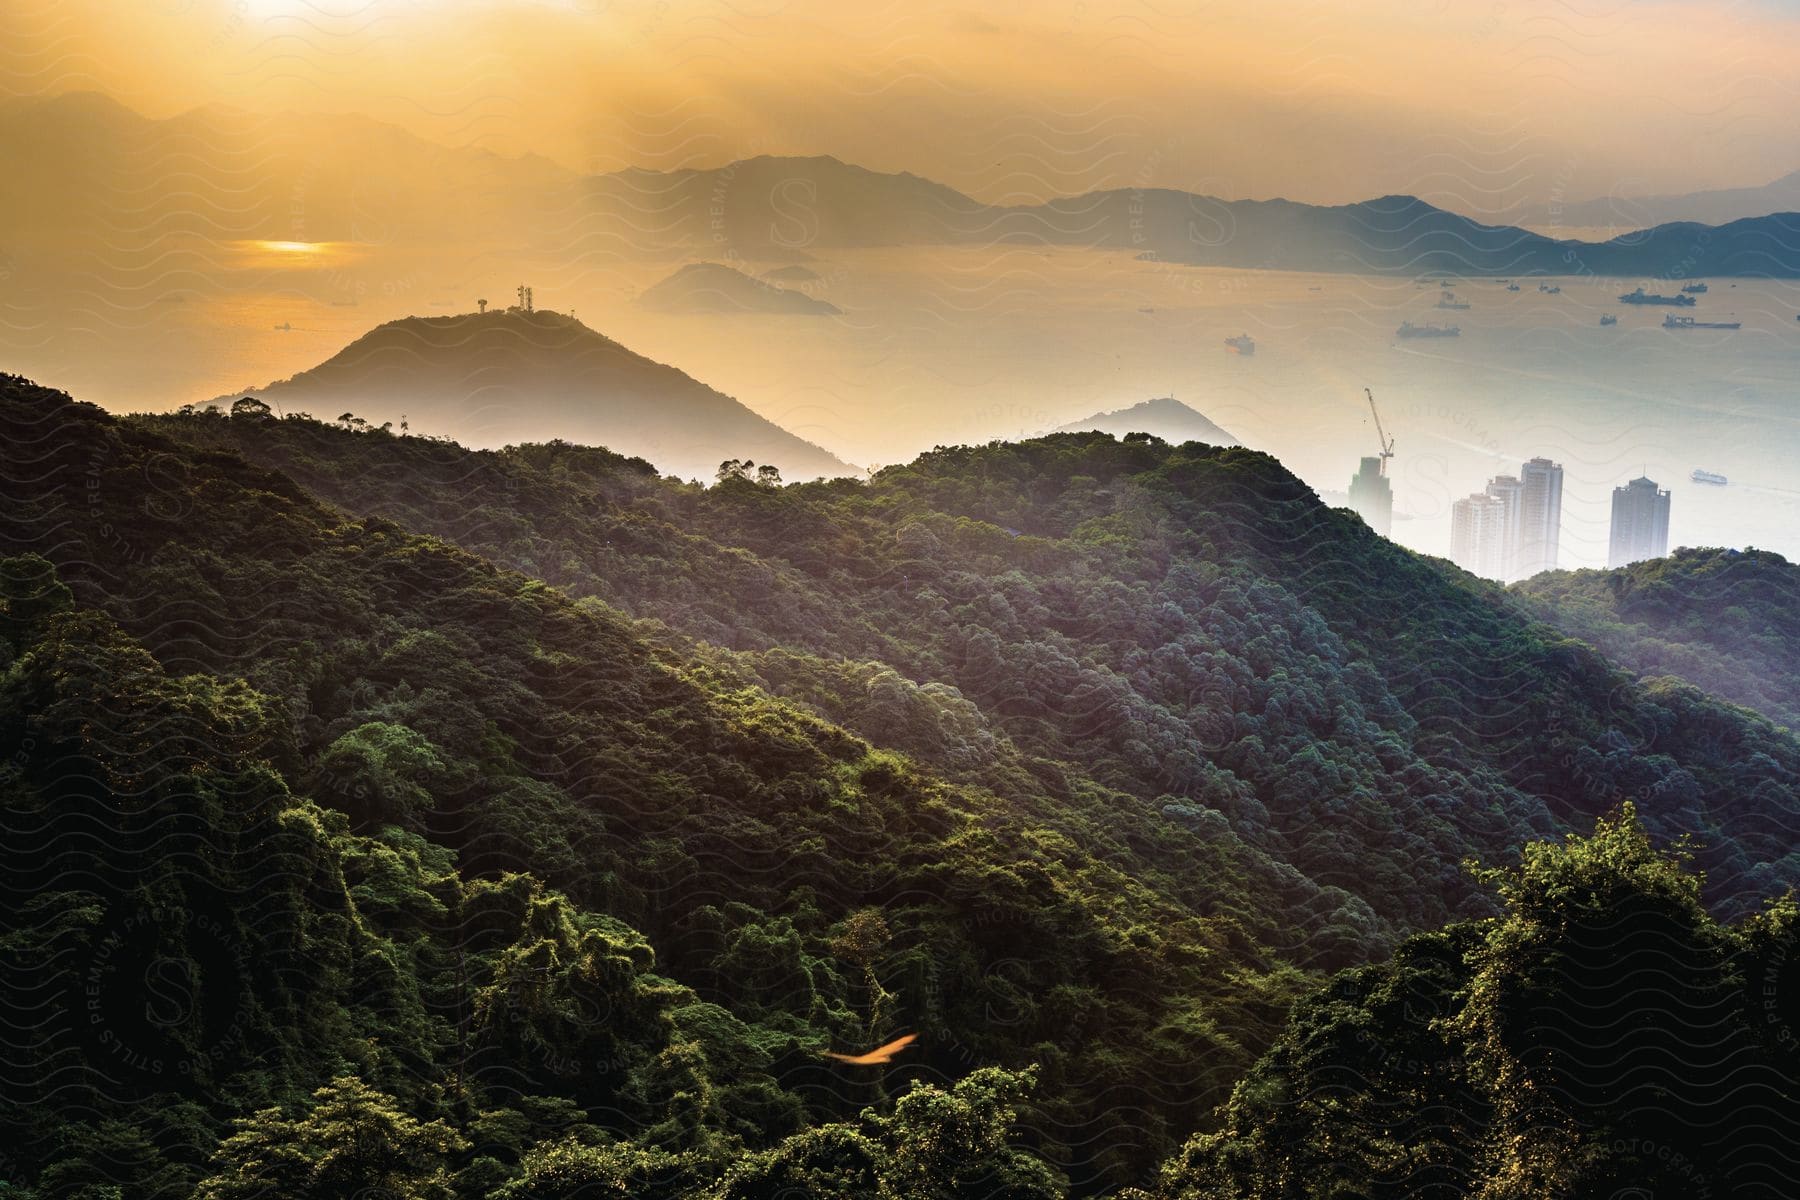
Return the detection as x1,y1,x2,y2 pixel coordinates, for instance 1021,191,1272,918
207,304,855,481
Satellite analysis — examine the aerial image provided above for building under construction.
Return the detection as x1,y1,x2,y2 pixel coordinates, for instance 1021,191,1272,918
1348,389,1395,536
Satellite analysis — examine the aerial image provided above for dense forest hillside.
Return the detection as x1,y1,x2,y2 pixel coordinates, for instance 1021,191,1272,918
1516,547,1800,731
2,375,1326,1196
142,406,1800,924
1132,809,1800,1199
7,373,1800,1198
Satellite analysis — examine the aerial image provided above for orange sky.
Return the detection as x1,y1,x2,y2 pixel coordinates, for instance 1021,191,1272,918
3,0,1798,207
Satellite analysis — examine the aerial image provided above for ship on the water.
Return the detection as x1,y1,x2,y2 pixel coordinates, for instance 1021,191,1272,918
1437,290,1471,310
1505,282,1521,291
1682,282,1709,294
1538,283,1561,294
1620,287,1696,307
1599,314,1617,326
1663,314,1741,330
1692,469,1728,486
1396,321,1461,338
1224,333,1255,355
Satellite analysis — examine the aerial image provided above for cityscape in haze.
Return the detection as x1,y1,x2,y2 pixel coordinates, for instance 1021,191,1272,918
5,3,1800,1198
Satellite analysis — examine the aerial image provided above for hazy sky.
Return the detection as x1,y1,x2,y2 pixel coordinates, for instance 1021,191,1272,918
4,0,1797,209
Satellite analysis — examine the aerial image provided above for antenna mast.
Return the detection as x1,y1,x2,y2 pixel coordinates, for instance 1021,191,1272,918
1365,388,1396,475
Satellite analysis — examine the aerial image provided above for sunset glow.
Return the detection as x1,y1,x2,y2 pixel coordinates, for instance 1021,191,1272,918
251,241,325,256
5,4,1800,1198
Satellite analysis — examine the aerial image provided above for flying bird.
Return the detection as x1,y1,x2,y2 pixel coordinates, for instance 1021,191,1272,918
823,1033,918,1065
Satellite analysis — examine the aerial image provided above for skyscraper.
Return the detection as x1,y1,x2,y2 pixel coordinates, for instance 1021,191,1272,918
1483,474,1525,580
1451,492,1509,579
1515,457,1564,578
1608,475,1671,568
1348,456,1393,536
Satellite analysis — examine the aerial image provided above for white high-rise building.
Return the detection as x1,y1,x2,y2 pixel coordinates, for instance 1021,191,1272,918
1483,474,1525,580
1515,457,1564,579
1608,476,1671,568
1451,493,1509,579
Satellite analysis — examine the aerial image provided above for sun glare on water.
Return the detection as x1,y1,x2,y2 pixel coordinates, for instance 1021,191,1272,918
249,240,328,257
233,240,357,269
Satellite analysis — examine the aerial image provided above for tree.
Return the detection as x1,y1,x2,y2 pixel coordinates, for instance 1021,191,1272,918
756,464,782,487
0,553,74,651
491,1138,697,1200
713,1068,1064,1200
716,459,754,484
195,1075,465,1200
312,721,446,829
877,1067,1064,1199
829,908,896,1044
230,395,272,420
1449,803,1747,1198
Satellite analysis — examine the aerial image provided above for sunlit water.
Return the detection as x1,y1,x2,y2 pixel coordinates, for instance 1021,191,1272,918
4,236,1797,571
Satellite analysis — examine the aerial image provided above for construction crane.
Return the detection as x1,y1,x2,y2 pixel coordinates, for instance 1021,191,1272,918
1365,388,1395,474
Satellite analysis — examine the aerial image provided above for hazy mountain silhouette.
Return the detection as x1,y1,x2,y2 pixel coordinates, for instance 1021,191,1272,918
761,265,822,283
1052,192,1800,277
9,92,1800,277
213,309,854,480
1054,397,1238,446
582,154,987,256
575,155,1800,275
637,262,841,315
1509,169,1800,232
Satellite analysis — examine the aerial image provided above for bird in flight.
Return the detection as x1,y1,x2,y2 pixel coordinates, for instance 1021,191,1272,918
823,1033,919,1065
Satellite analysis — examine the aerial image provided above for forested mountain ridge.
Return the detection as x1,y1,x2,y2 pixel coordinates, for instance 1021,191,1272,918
1,374,1326,1195
1130,809,1800,1199
8,373,1800,1198
1515,546,1800,731
142,405,1800,923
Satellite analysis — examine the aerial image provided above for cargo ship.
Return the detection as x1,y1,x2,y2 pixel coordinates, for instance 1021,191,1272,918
1437,290,1471,310
1681,282,1708,294
1224,333,1255,355
1691,469,1727,486
1505,282,1521,291
1663,314,1741,330
1538,283,1562,294
1396,321,1461,338
1599,314,1617,326
1620,287,1696,307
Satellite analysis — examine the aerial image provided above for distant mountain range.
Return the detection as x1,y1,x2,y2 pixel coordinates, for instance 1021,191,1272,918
1507,169,1800,233
636,262,841,315
7,90,1800,277
214,309,854,481
578,156,1800,277
1054,397,1238,446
